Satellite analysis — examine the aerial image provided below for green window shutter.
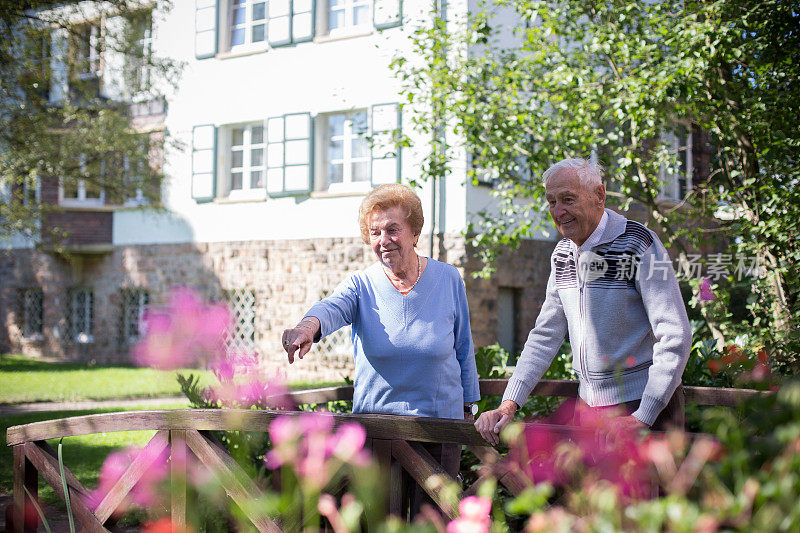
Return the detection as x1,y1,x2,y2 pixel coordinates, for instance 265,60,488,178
192,125,217,202
195,0,218,59
266,116,286,194
371,103,401,185
292,0,315,43
268,0,292,47
283,113,313,194
374,0,402,29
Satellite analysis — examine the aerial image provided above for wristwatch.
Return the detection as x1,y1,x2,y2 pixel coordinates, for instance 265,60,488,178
464,403,478,417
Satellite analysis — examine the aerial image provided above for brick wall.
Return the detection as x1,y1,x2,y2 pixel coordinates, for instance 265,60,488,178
42,210,113,246
0,234,557,381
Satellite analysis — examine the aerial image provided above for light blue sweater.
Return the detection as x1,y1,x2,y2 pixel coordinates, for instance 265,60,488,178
306,258,480,419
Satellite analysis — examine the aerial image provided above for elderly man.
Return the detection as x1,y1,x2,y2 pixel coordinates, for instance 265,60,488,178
475,158,691,445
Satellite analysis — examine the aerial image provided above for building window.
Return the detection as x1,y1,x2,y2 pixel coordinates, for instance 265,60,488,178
124,10,153,96
61,179,104,205
122,132,162,207
328,0,371,33
119,288,149,345
67,288,94,343
69,22,102,79
21,27,51,99
322,110,370,192
223,289,256,352
8,176,41,206
60,154,105,207
658,127,693,202
230,0,267,49
19,288,44,339
225,123,266,198
497,287,520,357
23,176,41,206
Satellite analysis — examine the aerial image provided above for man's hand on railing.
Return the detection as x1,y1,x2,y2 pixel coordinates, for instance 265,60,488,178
474,399,518,446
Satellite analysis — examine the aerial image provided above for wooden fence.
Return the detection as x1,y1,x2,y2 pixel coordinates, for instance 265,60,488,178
6,380,769,532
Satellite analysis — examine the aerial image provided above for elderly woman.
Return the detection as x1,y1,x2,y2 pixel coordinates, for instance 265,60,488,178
282,183,479,417
281,183,480,513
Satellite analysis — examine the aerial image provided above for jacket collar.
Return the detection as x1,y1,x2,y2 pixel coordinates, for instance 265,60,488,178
593,208,628,247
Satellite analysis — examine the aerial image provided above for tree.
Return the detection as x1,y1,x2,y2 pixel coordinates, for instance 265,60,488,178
0,0,181,243
394,0,800,369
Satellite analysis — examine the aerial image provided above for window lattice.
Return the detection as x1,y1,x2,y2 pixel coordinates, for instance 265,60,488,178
66,288,94,343
314,288,353,358
224,288,256,352
19,288,44,338
119,288,149,346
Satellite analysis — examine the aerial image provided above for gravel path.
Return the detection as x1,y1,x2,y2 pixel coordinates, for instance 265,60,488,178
0,397,188,417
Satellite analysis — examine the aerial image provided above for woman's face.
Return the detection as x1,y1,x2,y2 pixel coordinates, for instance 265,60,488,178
368,206,417,271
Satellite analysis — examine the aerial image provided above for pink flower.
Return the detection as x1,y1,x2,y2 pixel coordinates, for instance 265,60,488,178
329,423,368,465
133,287,230,370
515,422,560,484
88,444,169,513
205,353,295,409
459,496,491,521
269,416,301,446
699,277,716,301
509,401,654,500
446,496,491,533
446,518,489,533
209,357,236,383
263,413,372,488
299,411,334,434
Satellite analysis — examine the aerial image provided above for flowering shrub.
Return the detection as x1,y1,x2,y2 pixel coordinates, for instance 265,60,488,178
79,287,800,532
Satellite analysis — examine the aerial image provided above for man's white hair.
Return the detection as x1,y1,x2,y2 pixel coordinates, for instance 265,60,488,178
542,158,603,188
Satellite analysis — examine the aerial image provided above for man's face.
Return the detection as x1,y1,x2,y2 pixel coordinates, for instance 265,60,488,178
545,169,606,246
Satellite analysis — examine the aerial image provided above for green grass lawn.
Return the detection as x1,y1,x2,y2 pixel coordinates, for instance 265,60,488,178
0,354,347,405
0,354,216,404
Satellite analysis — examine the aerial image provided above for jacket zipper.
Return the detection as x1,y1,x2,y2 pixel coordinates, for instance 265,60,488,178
578,284,588,386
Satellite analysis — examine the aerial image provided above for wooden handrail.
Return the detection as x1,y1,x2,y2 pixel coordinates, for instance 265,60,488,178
479,379,771,406
6,410,491,447
6,380,770,446
289,380,771,407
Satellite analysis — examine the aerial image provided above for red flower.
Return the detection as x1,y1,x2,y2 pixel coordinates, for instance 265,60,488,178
142,517,193,533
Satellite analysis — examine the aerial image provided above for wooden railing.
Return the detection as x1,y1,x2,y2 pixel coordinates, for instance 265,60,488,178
6,380,770,532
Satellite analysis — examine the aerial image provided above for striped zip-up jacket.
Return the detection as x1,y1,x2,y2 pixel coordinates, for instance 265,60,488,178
503,209,691,426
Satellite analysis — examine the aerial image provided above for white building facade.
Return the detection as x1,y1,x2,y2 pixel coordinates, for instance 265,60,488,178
1,0,560,380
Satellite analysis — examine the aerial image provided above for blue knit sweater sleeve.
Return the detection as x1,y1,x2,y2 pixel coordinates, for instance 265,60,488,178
305,274,360,339
453,268,480,403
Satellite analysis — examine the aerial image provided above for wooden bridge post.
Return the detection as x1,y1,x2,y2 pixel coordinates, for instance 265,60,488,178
371,439,403,517
655,385,686,430
12,445,38,533
170,430,188,531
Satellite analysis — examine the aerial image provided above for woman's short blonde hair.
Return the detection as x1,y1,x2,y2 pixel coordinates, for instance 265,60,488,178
358,184,424,244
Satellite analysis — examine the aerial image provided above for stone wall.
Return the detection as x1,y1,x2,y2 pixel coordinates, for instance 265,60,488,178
0,233,556,382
